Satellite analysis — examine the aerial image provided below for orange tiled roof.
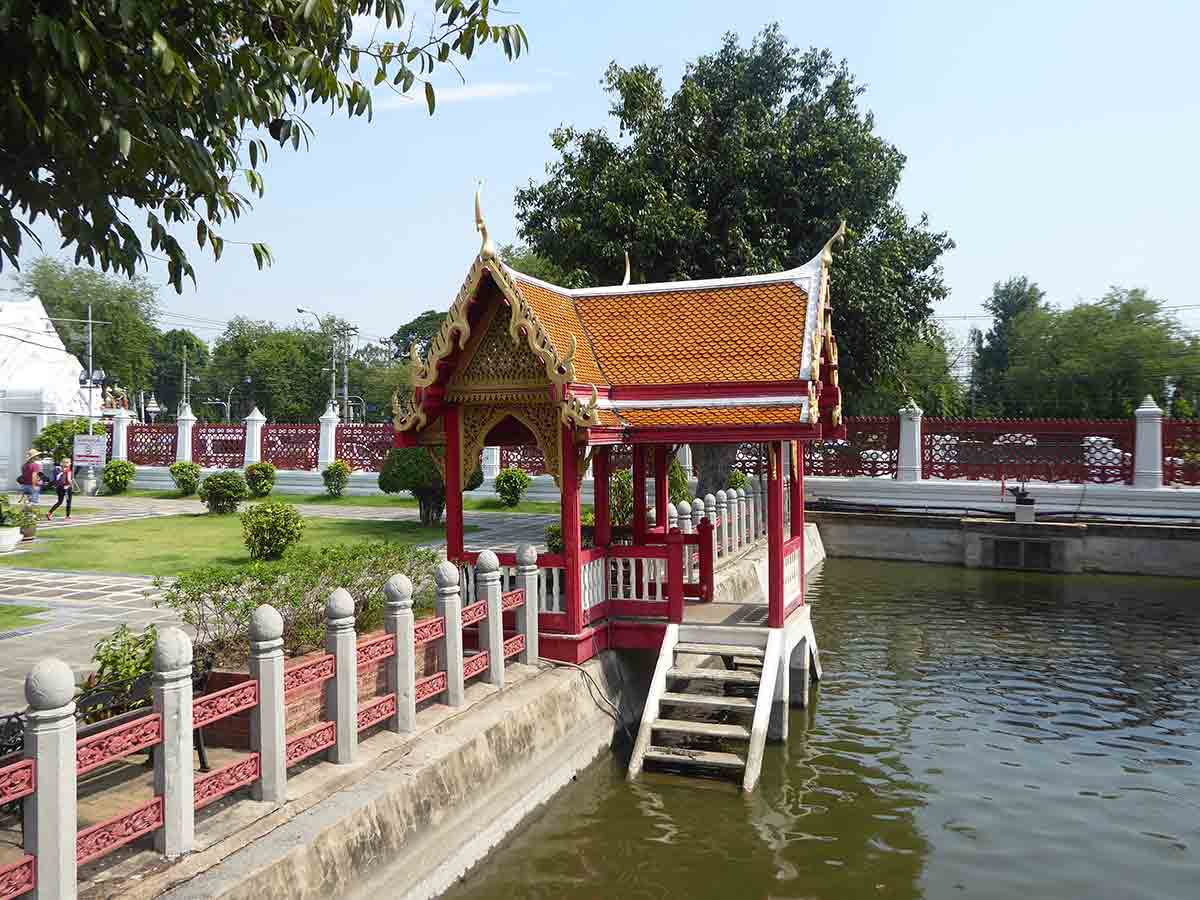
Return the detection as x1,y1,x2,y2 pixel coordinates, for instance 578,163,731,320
617,405,805,428
510,277,607,385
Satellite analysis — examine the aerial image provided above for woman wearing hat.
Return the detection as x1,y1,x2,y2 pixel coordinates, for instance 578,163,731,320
47,458,74,520
19,449,43,504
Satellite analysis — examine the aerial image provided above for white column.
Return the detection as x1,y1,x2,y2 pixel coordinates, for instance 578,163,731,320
704,493,718,559
324,588,357,764
153,627,194,858
176,403,196,463
744,481,757,542
436,562,465,706
676,500,692,581
677,444,693,480
111,407,131,461
384,575,416,734
482,446,501,480
318,402,340,470
737,487,748,546
716,490,729,556
754,475,766,537
897,399,923,482
249,605,286,803
476,551,505,688
23,658,77,900
1133,395,1164,489
666,501,678,531
515,544,539,664
243,407,266,467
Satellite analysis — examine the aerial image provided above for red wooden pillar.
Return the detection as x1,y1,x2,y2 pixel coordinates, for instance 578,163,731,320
790,440,804,540
666,528,685,623
444,404,464,560
767,440,785,628
632,445,647,544
653,445,669,532
593,446,611,548
560,423,583,635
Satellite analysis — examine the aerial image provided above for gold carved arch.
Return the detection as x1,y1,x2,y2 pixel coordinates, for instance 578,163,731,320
459,403,563,488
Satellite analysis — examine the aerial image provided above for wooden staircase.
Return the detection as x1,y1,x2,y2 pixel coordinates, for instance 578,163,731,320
628,625,784,792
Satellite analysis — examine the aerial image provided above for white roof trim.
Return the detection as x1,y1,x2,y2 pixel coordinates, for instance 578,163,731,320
598,395,807,410
622,396,811,423
501,263,813,298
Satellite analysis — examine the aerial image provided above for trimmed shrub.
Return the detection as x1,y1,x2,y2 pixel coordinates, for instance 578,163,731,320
609,468,634,526
102,459,136,494
245,461,277,498
199,470,248,514
169,461,201,496
495,467,532,507
241,499,305,560
668,457,691,504
378,447,484,525
727,469,748,491
322,459,352,497
544,512,596,555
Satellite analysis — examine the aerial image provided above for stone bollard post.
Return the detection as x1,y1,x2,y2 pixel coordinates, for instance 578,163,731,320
704,493,718,559
1134,395,1164,489
243,407,267,467
676,500,692,581
436,562,465,706
324,588,357,764
754,476,766,538
737,487,748,547
898,399,923,482
24,658,77,900
476,551,505,688
515,544,539,664
666,501,678,531
715,490,729,556
731,490,743,552
745,481,758,542
384,575,416,734
176,403,196,463
249,605,286,803
153,628,194,857
111,407,131,461
317,402,340,471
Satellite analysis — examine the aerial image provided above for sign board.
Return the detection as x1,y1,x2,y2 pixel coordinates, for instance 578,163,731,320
72,434,108,468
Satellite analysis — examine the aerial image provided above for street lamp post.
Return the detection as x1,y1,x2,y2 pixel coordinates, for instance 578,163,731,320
77,366,106,494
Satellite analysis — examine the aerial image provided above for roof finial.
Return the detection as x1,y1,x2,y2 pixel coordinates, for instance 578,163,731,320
820,220,847,264
622,250,631,286
475,181,496,260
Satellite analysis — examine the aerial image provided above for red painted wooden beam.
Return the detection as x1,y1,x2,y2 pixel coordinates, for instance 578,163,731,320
444,404,464,560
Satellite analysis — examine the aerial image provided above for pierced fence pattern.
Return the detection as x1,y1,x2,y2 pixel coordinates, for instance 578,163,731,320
336,423,393,472
192,424,246,469
499,445,547,475
804,417,899,477
922,419,1134,484
104,421,113,461
1164,419,1200,486
127,424,177,466
262,423,320,470
735,443,767,476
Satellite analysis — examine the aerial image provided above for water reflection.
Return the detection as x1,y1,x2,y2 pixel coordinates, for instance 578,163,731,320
444,561,1200,900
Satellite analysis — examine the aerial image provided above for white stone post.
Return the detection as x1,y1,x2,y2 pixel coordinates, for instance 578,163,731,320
715,490,729,556
737,487,748,547
153,627,194,858
176,403,196,463
677,444,693,480
384,575,416,734
676,500,692,581
515,544,539,664
436,562,465,706
111,407,131,461
898,399,923,482
324,588,357,764
318,402,340,471
666,501,678,531
243,407,266,467
476,551,505,688
1134,395,1164,489
690,498,704,583
755,476,766,538
744,482,757,542
249,605,286,804
23,658,77,900
482,446,501,480
704,493,718,559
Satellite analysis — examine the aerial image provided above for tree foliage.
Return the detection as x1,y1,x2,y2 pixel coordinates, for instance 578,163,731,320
2,1,528,291
33,416,102,462
854,325,966,417
968,277,1047,415
388,310,445,360
378,447,482,525
514,25,952,394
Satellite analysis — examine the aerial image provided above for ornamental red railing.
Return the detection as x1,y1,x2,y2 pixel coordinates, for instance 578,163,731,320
192,423,246,469
104,421,114,462
0,855,35,899
283,652,337,768
262,423,320,471
285,720,336,767
283,654,335,699
356,633,396,671
1164,419,1200,486
336,423,393,472
463,651,489,681
127,424,177,466
77,797,163,865
356,695,396,732
0,759,35,805
191,680,262,810
500,445,546,475
922,418,1134,484
804,417,899,478
735,443,767,477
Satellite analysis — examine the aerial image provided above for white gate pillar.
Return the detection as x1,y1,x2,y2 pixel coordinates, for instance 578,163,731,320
897,399,923,482
482,447,501,480
1133,395,1164,489
318,402,340,470
243,407,266,467
176,403,196,463
111,407,131,461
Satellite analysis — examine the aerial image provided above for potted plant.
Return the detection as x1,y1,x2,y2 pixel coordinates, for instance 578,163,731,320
15,503,38,540
0,499,22,553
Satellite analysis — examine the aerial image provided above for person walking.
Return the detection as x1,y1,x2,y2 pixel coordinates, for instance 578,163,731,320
47,458,74,520
18,449,42,504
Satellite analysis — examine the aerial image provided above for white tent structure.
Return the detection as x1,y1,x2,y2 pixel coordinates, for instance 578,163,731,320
0,293,92,488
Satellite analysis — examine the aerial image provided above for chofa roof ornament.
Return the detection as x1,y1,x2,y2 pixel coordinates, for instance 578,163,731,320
475,181,496,261
622,250,631,286
821,220,847,264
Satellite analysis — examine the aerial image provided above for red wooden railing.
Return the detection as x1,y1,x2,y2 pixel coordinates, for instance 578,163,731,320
191,423,246,469
1164,419,1200,486
804,417,898,477
127,424,177,466
355,632,399,732
336,423,394,472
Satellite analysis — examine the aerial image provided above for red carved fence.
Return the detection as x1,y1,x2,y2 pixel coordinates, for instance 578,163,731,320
922,418,1135,484
1164,419,1200,487
127,424,178,466
804,417,898,477
0,759,35,900
192,680,261,810
191,424,246,469
104,421,113,462
284,653,336,767
262,423,320,471
414,617,448,704
500,445,547,475
335,423,393,472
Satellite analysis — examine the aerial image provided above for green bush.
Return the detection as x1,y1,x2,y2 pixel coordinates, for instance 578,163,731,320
495,467,532,507
169,461,202,495
609,468,634,526
668,458,691,504
244,461,277,497
156,542,441,663
727,469,748,491
80,624,159,721
378,447,483,525
33,417,103,463
199,470,248,514
322,459,352,497
241,500,306,560
102,459,136,493
543,514,596,555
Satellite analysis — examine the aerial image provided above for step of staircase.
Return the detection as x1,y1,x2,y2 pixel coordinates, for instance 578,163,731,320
666,667,760,685
659,692,755,712
652,718,751,741
675,642,765,660
732,656,764,669
644,747,745,772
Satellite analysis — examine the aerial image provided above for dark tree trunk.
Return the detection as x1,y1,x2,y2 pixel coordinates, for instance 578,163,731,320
691,444,739,499
417,491,445,526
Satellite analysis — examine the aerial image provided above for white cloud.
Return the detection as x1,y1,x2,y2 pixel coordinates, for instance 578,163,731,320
375,81,551,111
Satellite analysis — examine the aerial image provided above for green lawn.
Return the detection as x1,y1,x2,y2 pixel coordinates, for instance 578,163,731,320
0,603,49,632
0,514,467,577
122,489,564,515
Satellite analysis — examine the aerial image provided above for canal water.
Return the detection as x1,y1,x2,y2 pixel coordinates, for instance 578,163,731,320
443,559,1200,900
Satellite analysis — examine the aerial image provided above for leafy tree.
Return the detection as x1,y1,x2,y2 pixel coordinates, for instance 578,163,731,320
347,342,407,423
33,417,103,462
389,311,446,360
969,276,1047,415
853,326,966,417
496,242,574,285
209,317,329,422
1,1,528,291
18,257,159,392
151,328,209,417
378,448,483,525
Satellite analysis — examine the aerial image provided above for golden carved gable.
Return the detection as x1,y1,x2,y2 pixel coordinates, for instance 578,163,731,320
449,301,549,400
458,402,563,488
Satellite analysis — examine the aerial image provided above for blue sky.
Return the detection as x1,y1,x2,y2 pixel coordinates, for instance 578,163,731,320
12,0,1200,350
